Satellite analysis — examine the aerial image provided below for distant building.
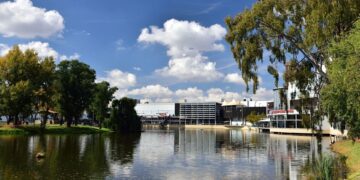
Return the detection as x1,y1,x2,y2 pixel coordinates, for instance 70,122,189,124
222,99,271,126
178,102,223,125
271,86,331,130
135,103,175,118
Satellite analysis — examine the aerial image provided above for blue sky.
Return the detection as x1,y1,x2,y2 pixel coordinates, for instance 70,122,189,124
0,0,276,102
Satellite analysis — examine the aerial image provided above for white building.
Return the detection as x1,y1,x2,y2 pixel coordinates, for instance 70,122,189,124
135,103,175,118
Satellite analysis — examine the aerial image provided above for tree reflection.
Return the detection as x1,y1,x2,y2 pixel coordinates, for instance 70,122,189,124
0,134,141,179
108,133,141,165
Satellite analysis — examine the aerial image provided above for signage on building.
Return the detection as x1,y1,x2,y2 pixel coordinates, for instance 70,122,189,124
270,109,295,115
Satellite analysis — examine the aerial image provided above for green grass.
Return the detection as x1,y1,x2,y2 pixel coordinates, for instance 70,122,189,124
0,126,28,135
332,140,360,179
0,124,112,135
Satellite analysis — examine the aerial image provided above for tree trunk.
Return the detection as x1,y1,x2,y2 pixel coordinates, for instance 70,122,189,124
6,116,11,125
66,116,72,127
74,116,79,126
40,110,48,131
99,120,102,129
14,115,19,126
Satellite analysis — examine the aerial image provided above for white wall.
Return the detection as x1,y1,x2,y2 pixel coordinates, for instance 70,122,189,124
135,103,175,117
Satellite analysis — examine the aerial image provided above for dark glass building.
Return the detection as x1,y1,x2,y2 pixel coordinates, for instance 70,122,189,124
177,102,223,124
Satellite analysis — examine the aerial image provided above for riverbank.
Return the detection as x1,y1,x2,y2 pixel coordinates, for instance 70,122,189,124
332,140,360,179
184,124,228,129
0,125,112,135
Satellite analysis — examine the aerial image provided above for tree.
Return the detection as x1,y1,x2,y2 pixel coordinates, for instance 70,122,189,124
0,46,43,125
89,81,118,129
225,0,360,93
321,20,360,140
225,0,360,131
246,111,266,125
56,60,96,127
109,97,141,133
34,57,57,129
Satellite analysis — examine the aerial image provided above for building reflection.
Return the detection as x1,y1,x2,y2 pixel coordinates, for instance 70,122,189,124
0,128,331,179
174,128,330,179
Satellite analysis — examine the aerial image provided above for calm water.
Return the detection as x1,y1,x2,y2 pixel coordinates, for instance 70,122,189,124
0,126,331,180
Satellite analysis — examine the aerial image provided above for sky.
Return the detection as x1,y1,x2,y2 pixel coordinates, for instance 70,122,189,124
0,0,277,103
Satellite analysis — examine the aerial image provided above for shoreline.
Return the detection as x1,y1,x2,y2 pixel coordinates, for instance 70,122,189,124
332,140,360,179
0,124,112,135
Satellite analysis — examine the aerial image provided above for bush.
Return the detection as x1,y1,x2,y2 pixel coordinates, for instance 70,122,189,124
301,154,348,180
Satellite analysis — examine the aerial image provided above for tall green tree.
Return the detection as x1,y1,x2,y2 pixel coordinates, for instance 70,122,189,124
109,97,141,133
225,0,360,131
34,57,57,129
56,60,96,127
225,0,360,93
0,46,43,125
89,81,118,129
321,21,360,139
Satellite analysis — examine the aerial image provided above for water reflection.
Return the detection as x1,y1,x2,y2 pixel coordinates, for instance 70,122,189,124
0,128,330,179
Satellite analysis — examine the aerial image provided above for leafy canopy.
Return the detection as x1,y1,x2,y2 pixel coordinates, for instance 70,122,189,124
56,60,96,126
321,20,360,139
225,0,360,93
89,81,118,128
110,97,141,133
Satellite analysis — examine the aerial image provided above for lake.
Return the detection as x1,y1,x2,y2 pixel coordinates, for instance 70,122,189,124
0,126,331,180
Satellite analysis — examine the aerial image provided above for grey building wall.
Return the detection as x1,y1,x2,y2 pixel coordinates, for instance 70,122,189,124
179,102,222,124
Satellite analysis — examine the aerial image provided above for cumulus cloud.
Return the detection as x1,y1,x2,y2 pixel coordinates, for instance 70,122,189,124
224,73,246,85
175,87,204,102
0,41,58,58
97,69,136,90
138,19,226,82
155,55,223,82
241,87,274,101
128,84,173,99
0,0,64,38
0,41,79,61
60,53,80,61
127,84,273,103
206,88,242,102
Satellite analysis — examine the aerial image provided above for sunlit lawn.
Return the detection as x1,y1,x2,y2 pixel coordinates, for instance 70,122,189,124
0,124,112,135
332,140,360,179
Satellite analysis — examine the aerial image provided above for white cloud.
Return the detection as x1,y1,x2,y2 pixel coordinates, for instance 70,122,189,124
175,87,204,102
224,73,246,85
19,41,59,58
0,44,10,56
97,69,136,90
206,88,242,102
0,41,79,61
133,67,141,71
127,84,273,103
241,87,274,101
0,41,58,58
138,19,226,82
128,84,173,99
0,0,64,38
155,55,223,82
60,53,80,61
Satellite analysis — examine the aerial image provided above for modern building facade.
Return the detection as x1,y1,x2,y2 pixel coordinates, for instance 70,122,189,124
222,99,271,126
178,102,223,125
271,86,331,130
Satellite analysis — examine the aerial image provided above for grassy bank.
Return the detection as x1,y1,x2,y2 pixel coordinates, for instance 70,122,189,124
332,140,360,179
0,124,112,135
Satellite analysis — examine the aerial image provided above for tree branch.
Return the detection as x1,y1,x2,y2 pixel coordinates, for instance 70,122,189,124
258,20,328,80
